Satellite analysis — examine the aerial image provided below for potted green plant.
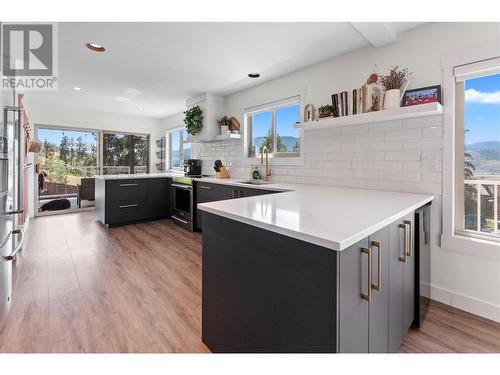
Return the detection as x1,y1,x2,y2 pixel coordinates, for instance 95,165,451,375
318,104,334,118
184,105,204,136
379,66,412,109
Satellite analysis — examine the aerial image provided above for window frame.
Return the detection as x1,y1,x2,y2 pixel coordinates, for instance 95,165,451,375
455,64,500,239
441,42,500,261
167,127,189,171
244,96,304,166
102,131,150,174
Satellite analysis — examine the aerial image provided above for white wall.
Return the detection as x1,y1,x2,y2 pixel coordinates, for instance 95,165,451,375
165,22,500,321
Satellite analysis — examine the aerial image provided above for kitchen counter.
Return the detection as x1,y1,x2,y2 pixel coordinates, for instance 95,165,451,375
198,182,433,251
95,172,185,180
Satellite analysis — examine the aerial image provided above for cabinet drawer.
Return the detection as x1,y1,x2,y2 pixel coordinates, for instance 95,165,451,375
106,179,148,202
106,199,147,224
196,182,234,203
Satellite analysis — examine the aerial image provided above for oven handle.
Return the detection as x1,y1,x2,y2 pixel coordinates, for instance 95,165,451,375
172,183,193,190
172,216,189,224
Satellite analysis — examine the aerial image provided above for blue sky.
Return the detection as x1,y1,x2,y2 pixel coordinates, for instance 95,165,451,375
38,128,97,146
253,104,300,143
465,73,500,144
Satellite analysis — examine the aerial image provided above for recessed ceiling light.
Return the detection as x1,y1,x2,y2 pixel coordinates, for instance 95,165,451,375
85,42,106,52
73,86,82,91
137,106,144,111
248,73,260,78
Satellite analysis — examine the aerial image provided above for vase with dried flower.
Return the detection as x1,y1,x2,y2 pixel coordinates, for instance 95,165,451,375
379,66,412,109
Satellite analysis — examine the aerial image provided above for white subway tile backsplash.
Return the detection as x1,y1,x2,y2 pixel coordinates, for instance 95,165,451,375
402,115,442,129
341,124,370,135
384,150,421,161
354,132,384,143
354,151,385,161
402,137,442,150
192,115,443,195
370,120,401,132
422,126,443,138
385,128,422,140
368,140,402,151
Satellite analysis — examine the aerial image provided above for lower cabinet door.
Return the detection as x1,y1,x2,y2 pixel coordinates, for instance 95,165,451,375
403,214,415,332
147,178,170,218
106,199,147,224
368,227,389,353
237,187,259,198
339,237,370,353
388,218,406,352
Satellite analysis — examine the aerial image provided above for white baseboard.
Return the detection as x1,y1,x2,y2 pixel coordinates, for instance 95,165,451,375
426,283,500,323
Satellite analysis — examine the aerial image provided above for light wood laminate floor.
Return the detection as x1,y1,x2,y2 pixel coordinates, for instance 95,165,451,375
1,211,499,353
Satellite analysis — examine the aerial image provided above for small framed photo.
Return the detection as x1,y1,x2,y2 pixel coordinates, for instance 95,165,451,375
402,85,441,107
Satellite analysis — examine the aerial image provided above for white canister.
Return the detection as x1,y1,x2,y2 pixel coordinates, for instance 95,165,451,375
383,89,401,109
220,125,229,135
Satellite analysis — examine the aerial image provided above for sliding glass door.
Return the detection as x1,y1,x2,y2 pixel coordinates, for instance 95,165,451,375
36,127,99,214
102,132,150,174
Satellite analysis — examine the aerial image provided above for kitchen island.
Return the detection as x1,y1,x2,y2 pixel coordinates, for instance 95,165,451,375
198,185,433,353
94,172,183,226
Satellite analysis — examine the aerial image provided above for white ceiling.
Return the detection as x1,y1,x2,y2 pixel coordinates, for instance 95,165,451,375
26,22,424,119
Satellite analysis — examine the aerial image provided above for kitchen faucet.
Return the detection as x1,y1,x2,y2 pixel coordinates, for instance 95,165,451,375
260,146,271,181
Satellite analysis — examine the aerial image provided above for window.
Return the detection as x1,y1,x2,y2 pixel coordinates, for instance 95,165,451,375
102,132,149,174
455,62,500,240
168,128,190,170
246,99,301,158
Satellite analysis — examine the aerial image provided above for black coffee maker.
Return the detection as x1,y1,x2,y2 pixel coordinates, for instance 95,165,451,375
184,159,202,177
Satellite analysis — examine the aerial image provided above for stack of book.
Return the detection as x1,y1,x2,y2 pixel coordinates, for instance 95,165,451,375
331,84,383,117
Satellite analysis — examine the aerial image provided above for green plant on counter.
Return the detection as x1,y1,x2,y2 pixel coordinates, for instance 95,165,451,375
184,105,204,136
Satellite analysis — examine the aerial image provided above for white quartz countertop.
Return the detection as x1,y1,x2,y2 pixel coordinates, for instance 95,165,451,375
95,172,185,180
198,182,433,251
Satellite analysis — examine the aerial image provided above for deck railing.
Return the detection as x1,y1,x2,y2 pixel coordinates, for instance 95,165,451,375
39,165,148,198
464,179,500,235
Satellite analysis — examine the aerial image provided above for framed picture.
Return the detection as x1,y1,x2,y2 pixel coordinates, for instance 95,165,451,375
402,85,441,107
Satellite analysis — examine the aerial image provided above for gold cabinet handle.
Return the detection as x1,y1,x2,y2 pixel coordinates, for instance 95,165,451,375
200,185,213,190
404,220,412,257
399,223,407,263
371,240,382,291
361,247,372,302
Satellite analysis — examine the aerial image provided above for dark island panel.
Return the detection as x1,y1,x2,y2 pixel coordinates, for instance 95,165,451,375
202,212,339,353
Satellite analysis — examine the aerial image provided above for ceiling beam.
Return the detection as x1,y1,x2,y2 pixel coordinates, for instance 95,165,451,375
350,22,398,48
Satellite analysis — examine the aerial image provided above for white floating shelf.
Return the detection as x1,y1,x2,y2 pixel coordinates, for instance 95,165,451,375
294,103,443,131
186,133,241,143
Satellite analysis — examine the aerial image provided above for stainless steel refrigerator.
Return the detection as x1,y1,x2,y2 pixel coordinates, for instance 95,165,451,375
0,88,25,333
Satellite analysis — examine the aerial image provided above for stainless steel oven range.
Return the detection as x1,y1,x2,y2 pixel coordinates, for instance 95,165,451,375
171,176,194,231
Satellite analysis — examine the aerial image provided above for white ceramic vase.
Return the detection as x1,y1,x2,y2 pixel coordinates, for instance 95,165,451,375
384,89,401,109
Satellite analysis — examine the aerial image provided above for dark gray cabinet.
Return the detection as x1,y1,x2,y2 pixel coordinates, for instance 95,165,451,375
195,182,278,231
202,206,425,353
234,187,260,198
369,227,390,353
96,177,171,226
339,237,369,353
388,213,415,352
338,227,389,353
195,182,234,231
